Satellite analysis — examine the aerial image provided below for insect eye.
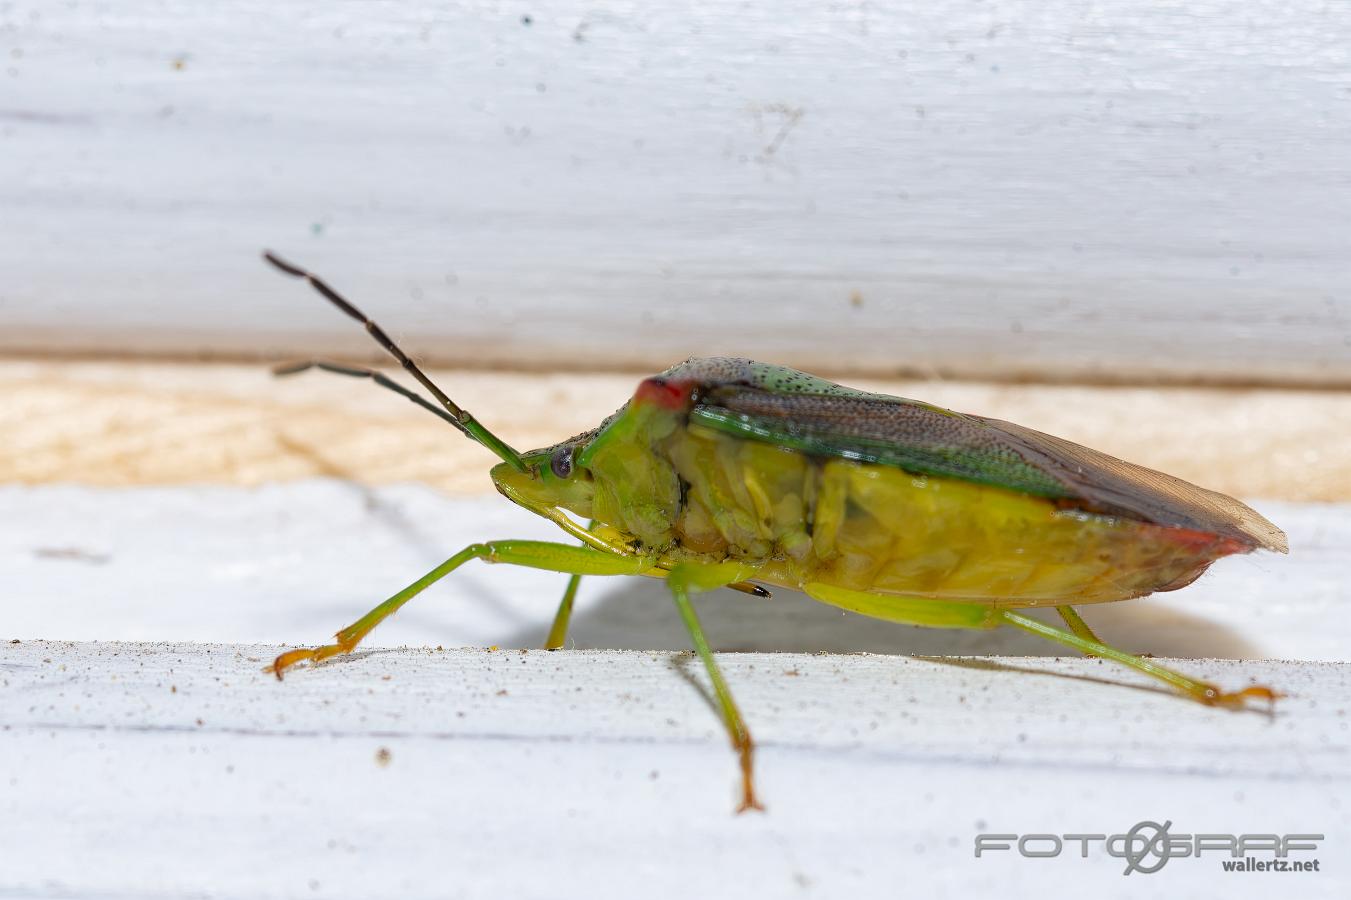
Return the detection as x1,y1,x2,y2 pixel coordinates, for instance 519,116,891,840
549,445,574,479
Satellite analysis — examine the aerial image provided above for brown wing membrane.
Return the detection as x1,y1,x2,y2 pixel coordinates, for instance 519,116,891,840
691,371,1286,554
974,416,1288,553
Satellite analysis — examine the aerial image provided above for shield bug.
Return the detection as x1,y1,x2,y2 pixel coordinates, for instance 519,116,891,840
262,252,1287,813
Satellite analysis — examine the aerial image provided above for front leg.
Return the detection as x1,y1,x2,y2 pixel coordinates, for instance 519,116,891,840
274,540,656,677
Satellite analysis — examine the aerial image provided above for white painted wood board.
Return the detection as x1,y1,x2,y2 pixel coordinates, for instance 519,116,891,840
3,2,1351,384
2,482,1345,662
2,641,1348,899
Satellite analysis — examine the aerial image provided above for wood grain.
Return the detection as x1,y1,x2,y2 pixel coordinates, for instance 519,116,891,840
2,359,1349,501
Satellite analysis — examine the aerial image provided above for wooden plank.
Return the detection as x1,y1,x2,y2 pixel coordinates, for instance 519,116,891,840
4,359,1351,502
1,641,1346,898
4,484,1343,662
4,2,1351,384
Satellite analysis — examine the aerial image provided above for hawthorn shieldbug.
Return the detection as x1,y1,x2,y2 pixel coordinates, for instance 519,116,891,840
262,251,1287,813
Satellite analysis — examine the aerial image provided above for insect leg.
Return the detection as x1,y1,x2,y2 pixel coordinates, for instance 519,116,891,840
804,582,999,628
546,556,778,650
544,574,583,650
666,561,764,814
273,541,656,678
542,519,606,650
999,610,1278,708
1055,605,1102,643
273,360,462,428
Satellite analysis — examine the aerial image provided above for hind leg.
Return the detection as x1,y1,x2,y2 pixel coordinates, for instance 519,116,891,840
1000,610,1277,707
803,582,1276,708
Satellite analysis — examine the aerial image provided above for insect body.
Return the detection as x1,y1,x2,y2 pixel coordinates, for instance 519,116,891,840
263,253,1286,813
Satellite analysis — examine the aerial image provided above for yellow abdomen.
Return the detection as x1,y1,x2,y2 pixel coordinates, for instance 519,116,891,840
659,422,1233,608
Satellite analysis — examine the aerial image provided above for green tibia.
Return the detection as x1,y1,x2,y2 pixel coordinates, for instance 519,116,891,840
804,582,999,628
666,561,764,813
1055,605,1103,643
544,520,601,651
272,540,655,676
998,610,1277,707
544,574,583,651
802,581,1274,709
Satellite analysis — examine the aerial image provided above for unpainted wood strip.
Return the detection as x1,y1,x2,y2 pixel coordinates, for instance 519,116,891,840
1,359,1348,501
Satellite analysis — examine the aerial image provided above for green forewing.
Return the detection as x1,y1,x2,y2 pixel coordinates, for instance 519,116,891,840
689,405,1071,499
663,358,1286,553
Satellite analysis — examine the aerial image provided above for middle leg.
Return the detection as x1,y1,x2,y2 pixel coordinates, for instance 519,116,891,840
666,561,764,813
1056,605,1103,643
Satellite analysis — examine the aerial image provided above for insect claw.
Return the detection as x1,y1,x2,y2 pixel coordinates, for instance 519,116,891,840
270,641,356,679
735,780,766,814
1200,682,1282,709
270,647,316,679
732,734,764,814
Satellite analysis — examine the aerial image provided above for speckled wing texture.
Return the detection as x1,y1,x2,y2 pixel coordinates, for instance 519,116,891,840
668,358,1287,553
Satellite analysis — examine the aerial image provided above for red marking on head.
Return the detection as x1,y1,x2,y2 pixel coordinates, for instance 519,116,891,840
635,377,697,411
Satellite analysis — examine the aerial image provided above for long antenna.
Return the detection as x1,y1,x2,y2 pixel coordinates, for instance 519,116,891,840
263,251,527,472
273,360,465,429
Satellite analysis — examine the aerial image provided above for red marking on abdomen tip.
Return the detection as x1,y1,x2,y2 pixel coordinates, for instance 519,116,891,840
1163,526,1250,558
635,377,697,411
